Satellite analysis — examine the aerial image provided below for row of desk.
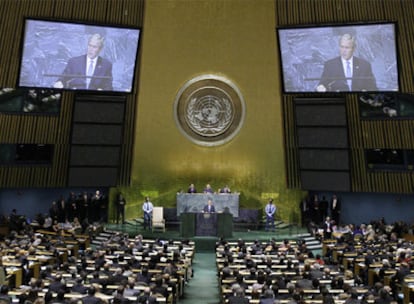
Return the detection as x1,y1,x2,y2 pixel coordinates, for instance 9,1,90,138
322,239,414,304
3,230,195,304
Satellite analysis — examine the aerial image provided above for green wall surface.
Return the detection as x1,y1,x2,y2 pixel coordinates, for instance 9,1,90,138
118,0,305,222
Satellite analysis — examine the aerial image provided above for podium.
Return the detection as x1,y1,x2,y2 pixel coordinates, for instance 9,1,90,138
180,213,196,238
217,212,233,238
180,212,233,238
196,213,217,236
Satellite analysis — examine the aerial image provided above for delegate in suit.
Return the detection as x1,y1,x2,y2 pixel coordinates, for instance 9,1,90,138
317,33,377,92
203,199,216,213
54,33,113,90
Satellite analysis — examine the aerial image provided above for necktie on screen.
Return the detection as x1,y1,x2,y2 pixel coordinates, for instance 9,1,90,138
346,60,352,90
86,60,94,87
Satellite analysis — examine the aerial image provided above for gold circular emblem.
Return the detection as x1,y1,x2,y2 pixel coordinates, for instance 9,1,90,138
174,75,245,146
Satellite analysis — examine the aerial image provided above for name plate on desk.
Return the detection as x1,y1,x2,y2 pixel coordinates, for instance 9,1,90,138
176,193,239,217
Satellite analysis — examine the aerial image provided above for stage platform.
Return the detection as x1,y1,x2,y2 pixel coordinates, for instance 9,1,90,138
103,220,322,253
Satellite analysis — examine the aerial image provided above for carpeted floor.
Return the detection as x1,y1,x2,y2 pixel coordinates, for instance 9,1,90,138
179,252,220,304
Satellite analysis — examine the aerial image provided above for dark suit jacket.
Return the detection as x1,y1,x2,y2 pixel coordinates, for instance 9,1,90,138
81,295,102,304
48,281,66,293
203,204,216,213
319,56,376,92
259,298,276,304
330,198,341,221
295,278,313,289
136,295,156,304
71,283,88,294
59,55,113,90
227,295,250,304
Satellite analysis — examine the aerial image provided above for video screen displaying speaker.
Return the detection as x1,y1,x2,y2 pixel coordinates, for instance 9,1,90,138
18,18,141,93
277,22,399,93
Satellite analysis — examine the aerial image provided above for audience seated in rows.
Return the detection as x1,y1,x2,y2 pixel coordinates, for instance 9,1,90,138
0,225,195,304
216,219,414,304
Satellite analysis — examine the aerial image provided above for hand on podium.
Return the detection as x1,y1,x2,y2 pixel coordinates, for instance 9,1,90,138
316,84,326,92
53,81,64,89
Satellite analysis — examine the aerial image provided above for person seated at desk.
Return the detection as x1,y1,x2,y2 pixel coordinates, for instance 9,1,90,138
203,199,216,213
82,286,103,304
51,220,61,233
203,184,214,194
0,278,10,302
187,183,197,193
136,287,157,304
219,185,231,194
71,217,82,234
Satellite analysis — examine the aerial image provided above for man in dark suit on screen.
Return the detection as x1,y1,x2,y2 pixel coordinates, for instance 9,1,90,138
54,33,113,91
317,33,376,92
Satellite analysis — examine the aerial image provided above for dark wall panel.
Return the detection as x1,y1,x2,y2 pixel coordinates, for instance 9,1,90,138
71,124,123,145
297,127,348,148
73,102,125,123
300,171,351,192
68,167,118,187
69,93,126,187
299,149,349,170
70,146,120,166
295,105,347,126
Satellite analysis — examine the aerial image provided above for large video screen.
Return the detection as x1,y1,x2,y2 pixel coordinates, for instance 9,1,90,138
277,22,399,93
17,18,141,93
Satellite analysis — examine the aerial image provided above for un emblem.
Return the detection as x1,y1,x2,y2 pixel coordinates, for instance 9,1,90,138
174,75,245,146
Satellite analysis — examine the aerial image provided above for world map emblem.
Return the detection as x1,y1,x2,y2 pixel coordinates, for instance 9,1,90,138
174,75,245,146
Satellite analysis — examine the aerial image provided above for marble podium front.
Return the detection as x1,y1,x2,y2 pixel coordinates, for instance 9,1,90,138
179,212,233,238
196,213,217,236
176,193,239,217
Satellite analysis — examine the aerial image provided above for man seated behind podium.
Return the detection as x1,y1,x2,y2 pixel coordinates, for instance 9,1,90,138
220,185,231,194
54,33,113,90
187,183,197,193
316,33,376,92
203,183,214,194
203,199,216,213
